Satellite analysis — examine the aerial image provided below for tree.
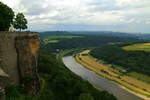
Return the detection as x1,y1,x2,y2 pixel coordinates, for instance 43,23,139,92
78,93,94,100
0,2,14,31
14,13,27,31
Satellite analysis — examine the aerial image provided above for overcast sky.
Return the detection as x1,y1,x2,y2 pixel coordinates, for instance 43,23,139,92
1,0,150,33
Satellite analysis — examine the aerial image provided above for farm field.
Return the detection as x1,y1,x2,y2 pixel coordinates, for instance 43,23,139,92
44,39,59,44
75,50,150,99
44,35,82,39
43,35,82,44
127,72,150,84
122,43,150,52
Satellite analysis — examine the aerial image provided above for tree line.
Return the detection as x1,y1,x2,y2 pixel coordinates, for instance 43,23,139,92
90,45,150,76
0,2,27,31
39,32,140,51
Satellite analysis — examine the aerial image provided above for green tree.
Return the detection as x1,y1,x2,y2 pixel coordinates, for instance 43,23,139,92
0,2,14,31
78,93,94,100
14,13,27,31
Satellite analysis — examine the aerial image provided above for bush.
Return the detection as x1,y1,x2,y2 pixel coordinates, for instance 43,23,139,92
78,93,94,100
5,84,21,98
22,74,33,83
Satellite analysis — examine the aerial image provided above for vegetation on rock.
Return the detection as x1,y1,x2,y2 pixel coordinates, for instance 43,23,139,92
5,45,117,100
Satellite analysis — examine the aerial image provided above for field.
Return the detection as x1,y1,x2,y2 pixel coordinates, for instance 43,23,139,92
122,43,150,52
127,72,150,84
43,35,82,44
44,39,59,44
75,50,150,99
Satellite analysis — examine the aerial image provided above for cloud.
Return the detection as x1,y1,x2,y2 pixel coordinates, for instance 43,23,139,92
0,0,150,33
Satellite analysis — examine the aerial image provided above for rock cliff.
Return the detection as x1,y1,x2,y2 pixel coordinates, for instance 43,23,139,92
0,32,40,99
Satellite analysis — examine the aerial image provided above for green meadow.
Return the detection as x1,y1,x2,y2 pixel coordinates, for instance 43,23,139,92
122,43,150,52
43,35,82,44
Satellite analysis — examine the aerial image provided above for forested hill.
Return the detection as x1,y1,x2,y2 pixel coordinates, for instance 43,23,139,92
41,31,150,39
36,46,117,100
39,31,142,50
5,34,117,100
90,44,150,76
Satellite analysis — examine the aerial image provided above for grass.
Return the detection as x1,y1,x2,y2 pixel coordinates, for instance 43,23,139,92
43,35,82,44
47,40,59,43
45,35,82,39
127,72,150,84
43,39,59,44
59,49,76,57
122,43,150,52
75,50,150,98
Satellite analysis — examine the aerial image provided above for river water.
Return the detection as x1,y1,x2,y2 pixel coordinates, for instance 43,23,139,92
63,56,144,100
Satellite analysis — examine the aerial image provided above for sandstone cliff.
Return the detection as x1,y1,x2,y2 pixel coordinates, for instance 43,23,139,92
0,32,40,99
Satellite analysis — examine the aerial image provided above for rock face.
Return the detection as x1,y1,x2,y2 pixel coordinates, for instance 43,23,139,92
15,35,40,94
0,32,40,99
0,68,9,100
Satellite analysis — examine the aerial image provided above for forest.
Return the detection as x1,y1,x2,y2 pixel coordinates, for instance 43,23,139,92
90,45,150,76
37,46,117,100
5,38,117,100
39,31,141,50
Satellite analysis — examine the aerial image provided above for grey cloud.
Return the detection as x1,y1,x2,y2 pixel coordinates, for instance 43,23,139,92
86,0,127,12
89,6,128,12
5,0,149,33
19,0,50,15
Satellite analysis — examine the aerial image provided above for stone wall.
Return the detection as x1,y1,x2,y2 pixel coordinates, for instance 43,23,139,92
0,32,40,99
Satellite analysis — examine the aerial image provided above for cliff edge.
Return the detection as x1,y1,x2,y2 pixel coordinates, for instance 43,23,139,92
0,32,40,99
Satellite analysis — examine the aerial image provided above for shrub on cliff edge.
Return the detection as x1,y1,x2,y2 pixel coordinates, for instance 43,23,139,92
0,2,14,31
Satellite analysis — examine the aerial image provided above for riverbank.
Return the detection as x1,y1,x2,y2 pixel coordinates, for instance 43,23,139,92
63,56,144,100
75,50,150,100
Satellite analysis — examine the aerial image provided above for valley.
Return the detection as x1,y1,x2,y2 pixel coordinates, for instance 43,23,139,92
63,56,144,100
74,43,150,99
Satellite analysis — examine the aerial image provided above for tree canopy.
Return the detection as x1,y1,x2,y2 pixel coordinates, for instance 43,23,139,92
90,45,150,76
78,93,94,100
14,13,28,31
0,2,14,31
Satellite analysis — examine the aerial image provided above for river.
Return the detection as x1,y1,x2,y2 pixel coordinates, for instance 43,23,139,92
63,56,144,100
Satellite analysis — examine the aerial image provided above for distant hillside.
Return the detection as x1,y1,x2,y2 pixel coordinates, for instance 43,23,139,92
69,31,150,39
39,31,141,51
90,44,150,76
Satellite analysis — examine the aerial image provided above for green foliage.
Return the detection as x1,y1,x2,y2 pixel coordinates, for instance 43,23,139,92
5,41,116,100
122,43,150,52
43,35,82,44
5,84,21,98
36,47,117,100
36,89,55,100
39,32,140,51
22,74,33,83
14,13,27,31
78,93,94,100
90,45,150,76
0,2,14,31
44,35,82,39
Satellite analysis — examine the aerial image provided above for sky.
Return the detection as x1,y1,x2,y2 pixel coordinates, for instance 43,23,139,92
1,0,150,33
